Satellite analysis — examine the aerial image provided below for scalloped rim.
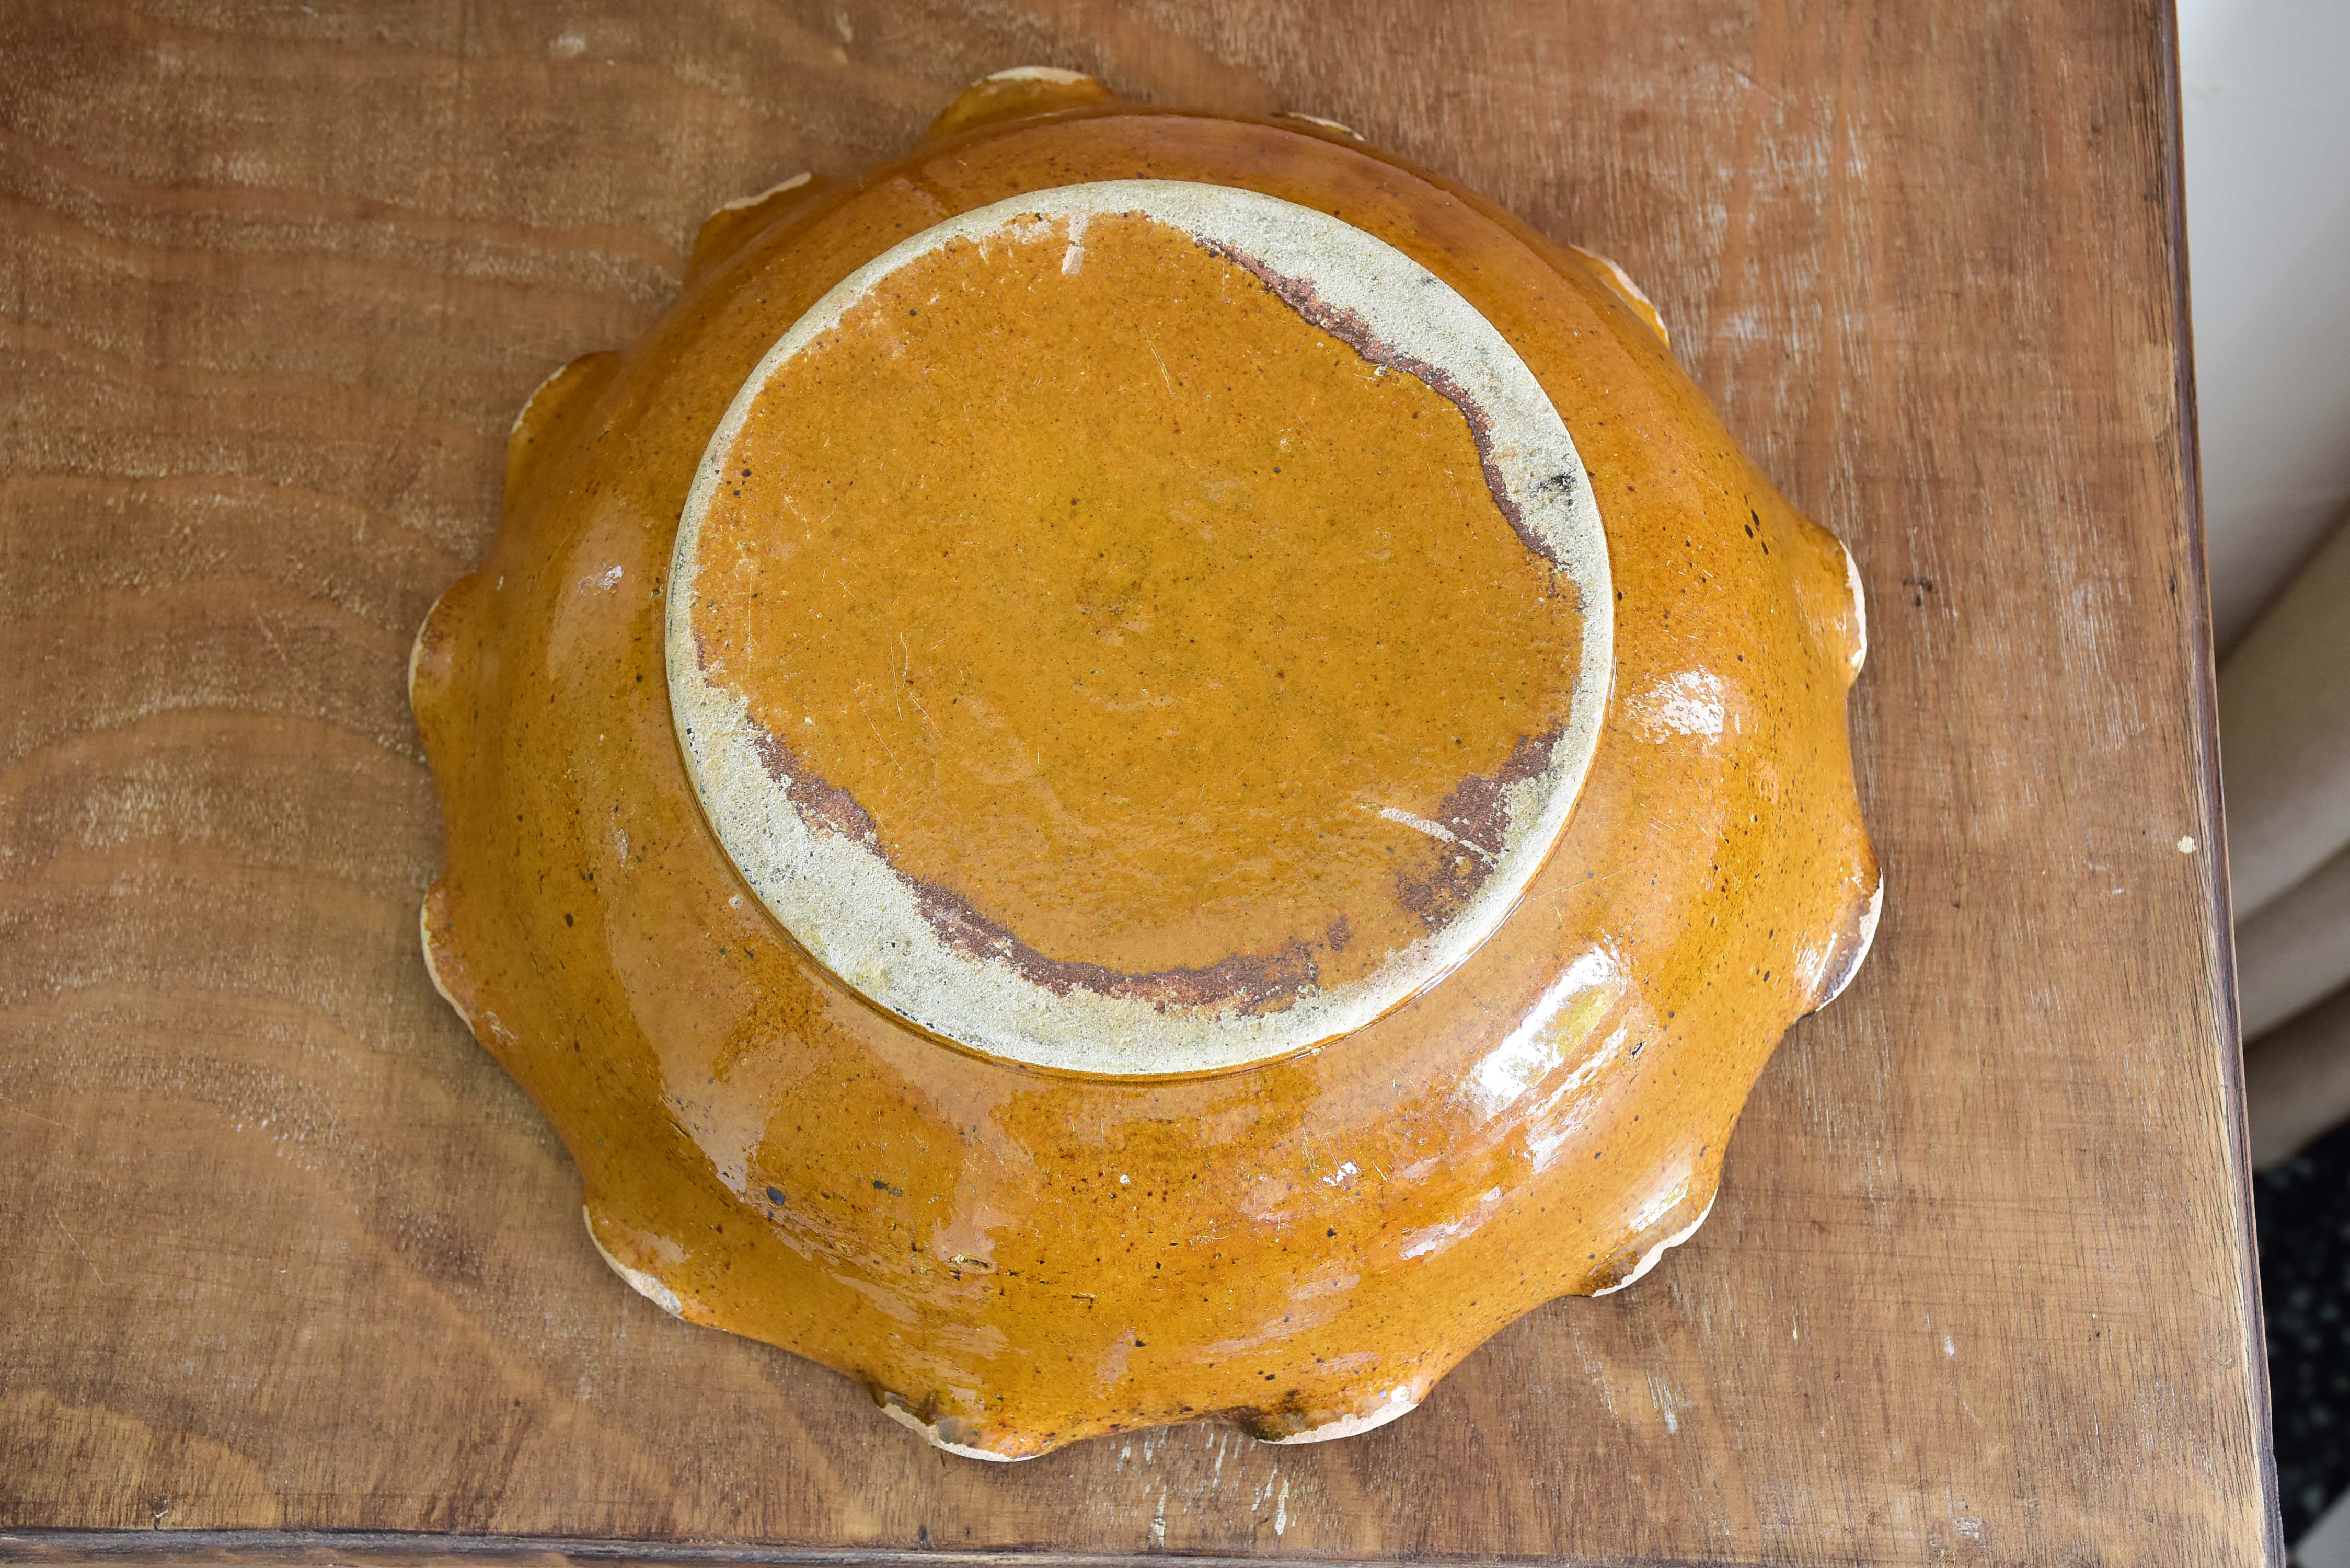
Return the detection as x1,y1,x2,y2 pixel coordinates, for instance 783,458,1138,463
1841,532,1869,677
711,171,811,217
1815,868,1884,1012
1573,246,1669,346
1589,1189,1718,1298
1276,110,1364,139
981,65,1095,85
877,1395,1033,1462
416,895,467,1022
1261,1381,1422,1445
584,1207,687,1319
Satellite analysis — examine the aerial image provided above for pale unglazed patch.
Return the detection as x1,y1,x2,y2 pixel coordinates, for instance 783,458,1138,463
1588,1190,1719,1298
1569,244,1670,347
980,65,1095,86
710,171,811,217
1276,111,1365,139
1260,1381,1423,1445
584,1207,687,1319
1816,868,1885,1012
580,1213,705,1325
508,355,593,443
405,594,443,716
877,1393,1032,1462
1840,532,1870,677
668,181,1613,1077
881,1382,1423,1457
416,897,468,1024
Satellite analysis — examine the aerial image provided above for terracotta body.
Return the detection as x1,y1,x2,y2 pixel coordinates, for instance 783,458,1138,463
412,72,1879,1459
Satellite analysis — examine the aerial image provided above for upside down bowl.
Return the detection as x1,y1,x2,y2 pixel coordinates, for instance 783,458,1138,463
411,68,1880,1460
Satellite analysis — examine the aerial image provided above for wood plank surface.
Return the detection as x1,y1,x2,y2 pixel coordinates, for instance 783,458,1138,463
0,1,2278,1563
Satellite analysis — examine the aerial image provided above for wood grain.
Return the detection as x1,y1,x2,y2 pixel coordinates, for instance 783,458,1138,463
0,1,2277,1563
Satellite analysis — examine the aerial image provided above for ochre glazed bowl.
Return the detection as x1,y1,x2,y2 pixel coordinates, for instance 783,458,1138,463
411,68,1880,1460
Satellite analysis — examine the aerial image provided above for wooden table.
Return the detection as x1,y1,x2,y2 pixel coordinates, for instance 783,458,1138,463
0,2,2279,1563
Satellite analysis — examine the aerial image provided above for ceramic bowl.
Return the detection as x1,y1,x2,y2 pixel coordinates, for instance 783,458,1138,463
412,67,1879,1459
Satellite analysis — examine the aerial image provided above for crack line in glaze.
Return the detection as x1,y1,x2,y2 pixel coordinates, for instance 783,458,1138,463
666,180,1614,1077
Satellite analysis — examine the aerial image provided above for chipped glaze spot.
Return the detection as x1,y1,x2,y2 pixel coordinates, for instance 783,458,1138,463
1275,111,1366,140
1587,1191,1718,1298
712,171,812,217
983,65,1095,85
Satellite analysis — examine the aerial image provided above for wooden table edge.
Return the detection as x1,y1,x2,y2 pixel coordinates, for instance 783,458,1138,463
0,1532,1722,1568
2161,0,2286,1559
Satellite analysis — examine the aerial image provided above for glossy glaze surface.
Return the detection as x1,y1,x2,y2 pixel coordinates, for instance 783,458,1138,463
412,71,1879,1459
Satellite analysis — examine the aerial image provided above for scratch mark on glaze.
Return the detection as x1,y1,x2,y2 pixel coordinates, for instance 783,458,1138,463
1374,804,1495,862
1139,323,1176,396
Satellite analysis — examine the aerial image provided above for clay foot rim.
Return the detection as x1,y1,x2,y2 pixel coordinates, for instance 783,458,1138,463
667,179,1614,1078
